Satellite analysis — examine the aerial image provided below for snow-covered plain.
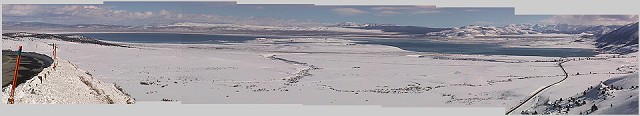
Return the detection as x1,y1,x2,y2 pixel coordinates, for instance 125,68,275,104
2,34,636,114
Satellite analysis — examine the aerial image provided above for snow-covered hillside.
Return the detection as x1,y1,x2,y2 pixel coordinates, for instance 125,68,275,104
2,60,135,104
331,22,396,27
2,36,135,104
531,24,620,36
426,24,621,38
426,25,542,37
2,59,135,104
596,22,639,54
519,73,638,115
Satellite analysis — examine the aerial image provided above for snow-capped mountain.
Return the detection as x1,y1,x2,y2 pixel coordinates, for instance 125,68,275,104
332,22,448,34
331,22,396,27
3,22,389,36
426,24,542,37
426,24,622,38
531,24,621,36
595,22,639,54
162,22,322,31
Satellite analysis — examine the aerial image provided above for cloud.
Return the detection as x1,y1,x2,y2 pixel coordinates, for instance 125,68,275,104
2,4,324,26
412,10,443,14
2,4,44,16
472,21,496,25
541,15,639,25
369,6,440,15
5,5,158,20
376,10,404,16
370,6,436,11
370,7,415,11
332,8,368,15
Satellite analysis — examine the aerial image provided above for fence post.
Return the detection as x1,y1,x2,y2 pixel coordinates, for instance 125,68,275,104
8,46,23,104
53,44,57,69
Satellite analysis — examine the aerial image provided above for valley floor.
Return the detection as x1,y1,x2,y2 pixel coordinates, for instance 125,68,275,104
2,34,636,114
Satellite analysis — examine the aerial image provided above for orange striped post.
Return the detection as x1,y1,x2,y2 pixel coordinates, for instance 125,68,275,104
8,46,23,104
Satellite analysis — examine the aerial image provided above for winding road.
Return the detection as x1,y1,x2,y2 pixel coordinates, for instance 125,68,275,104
505,59,569,115
2,50,54,87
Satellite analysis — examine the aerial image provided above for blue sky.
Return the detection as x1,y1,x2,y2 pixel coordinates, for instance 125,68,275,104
3,2,637,27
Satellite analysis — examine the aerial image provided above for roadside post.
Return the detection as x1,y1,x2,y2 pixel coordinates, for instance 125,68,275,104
53,44,57,69
8,46,23,104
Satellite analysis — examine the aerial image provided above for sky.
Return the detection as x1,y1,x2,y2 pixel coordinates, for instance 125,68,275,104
2,2,638,27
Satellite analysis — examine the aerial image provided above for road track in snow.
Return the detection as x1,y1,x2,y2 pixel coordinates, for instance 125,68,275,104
506,60,569,115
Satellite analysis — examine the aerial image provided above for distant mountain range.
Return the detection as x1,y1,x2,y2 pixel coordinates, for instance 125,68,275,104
595,22,639,54
2,22,391,36
331,22,397,27
424,24,622,38
4,21,637,54
328,22,624,37
425,24,542,37
330,22,638,54
2,22,133,29
4,21,625,36
531,24,621,36
330,22,449,35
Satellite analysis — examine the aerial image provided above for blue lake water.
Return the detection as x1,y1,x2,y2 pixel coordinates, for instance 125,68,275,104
356,39,598,57
73,33,598,57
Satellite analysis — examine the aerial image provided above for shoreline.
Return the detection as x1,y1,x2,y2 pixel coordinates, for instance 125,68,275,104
41,31,605,58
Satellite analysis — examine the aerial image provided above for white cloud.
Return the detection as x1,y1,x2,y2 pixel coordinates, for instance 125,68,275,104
376,10,403,16
332,8,368,15
369,6,440,15
412,10,443,14
541,15,639,25
370,7,415,11
2,4,44,16
472,21,496,25
5,5,158,20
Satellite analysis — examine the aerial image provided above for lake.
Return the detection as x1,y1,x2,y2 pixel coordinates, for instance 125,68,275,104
73,33,598,57
356,39,598,57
